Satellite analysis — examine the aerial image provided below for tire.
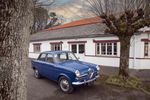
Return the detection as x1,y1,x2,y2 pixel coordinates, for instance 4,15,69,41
34,69,41,79
59,76,74,94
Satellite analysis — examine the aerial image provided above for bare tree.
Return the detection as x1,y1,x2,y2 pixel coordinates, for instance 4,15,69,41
0,0,33,100
88,0,150,79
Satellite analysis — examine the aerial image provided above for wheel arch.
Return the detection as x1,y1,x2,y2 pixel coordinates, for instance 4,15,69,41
58,73,72,83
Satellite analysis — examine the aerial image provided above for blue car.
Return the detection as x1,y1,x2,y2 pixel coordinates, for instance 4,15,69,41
31,51,100,93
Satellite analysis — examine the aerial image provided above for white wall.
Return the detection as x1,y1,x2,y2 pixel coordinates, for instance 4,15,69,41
29,33,150,69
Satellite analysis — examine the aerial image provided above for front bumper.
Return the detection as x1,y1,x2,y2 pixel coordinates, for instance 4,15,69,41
72,75,99,85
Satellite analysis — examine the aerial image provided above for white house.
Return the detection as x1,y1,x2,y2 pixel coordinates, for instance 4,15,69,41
29,17,150,69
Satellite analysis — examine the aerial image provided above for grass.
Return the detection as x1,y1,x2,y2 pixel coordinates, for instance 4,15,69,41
106,75,142,89
96,74,150,95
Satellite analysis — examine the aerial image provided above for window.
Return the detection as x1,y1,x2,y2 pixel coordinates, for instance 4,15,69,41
60,53,67,60
51,43,62,51
96,42,117,56
107,43,112,55
46,54,54,63
33,44,41,53
53,52,78,63
101,43,106,55
113,43,117,55
38,53,46,61
70,44,85,54
79,44,85,54
144,42,149,56
96,43,100,54
71,44,77,53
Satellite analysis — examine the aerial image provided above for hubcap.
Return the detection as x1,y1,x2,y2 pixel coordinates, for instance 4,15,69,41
60,79,69,92
34,70,39,78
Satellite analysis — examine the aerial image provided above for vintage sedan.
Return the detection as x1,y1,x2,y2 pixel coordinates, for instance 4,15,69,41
31,51,100,93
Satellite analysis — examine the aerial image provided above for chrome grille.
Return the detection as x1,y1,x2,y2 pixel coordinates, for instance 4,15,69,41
88,68,94,78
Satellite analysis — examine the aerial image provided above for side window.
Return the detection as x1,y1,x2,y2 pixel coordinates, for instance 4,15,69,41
38,53,47,61
60,53,67,61
46,54,54,63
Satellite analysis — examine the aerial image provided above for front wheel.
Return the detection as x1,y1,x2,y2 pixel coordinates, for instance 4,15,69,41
59,76,74,94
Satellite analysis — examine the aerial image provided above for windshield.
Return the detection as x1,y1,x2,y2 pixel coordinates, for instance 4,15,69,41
53,52,78,63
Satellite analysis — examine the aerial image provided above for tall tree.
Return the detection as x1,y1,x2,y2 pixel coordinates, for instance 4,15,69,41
0,0,33,100
31,6,49,34
88,0,150,79
31,0,55,34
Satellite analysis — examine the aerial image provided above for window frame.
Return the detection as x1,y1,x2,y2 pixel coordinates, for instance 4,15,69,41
50,42,62,51
70,43,85,54
141,39,150,58
71,44,77,53
46,53,54,63
38,53,47,61
33,43,41,53
78,44,85,54
96,42,118,56
144,42,149,57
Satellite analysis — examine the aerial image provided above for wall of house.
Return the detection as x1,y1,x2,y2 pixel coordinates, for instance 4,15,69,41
29,33,150,69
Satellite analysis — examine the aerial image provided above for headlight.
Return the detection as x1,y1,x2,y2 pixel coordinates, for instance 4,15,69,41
75,70,81,77
96,65,100,71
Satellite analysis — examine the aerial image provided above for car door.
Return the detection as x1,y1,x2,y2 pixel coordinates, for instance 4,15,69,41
36,53,47,77
44,53,59,80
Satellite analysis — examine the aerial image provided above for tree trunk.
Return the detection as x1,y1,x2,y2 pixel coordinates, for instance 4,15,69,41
0,0,33,100
119,36,131,79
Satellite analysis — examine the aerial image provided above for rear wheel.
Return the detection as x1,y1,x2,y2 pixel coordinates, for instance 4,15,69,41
34,69,41,79
59,76,74,93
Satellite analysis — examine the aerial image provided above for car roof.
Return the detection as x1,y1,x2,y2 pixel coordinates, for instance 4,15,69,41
41,51,72,54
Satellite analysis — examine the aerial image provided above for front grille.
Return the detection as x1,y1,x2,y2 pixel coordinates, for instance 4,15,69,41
77,70,97,82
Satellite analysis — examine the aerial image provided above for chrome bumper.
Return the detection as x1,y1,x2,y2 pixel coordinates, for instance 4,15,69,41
72,75,99,85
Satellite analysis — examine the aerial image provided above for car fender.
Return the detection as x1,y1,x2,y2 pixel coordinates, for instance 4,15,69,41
58,73,73,83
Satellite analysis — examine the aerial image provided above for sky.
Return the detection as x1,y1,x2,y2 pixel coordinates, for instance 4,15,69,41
54,0,74,6
47,0,93,23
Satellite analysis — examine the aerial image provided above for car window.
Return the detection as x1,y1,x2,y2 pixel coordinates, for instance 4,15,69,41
53,52,78,63
68,53,77,60
60,53,67,60
38,53,47,61
46,54,54,63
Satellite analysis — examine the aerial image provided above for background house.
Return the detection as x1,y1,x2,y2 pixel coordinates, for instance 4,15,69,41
29,17,150,69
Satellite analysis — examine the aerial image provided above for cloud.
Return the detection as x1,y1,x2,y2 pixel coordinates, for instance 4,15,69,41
49,0,94,23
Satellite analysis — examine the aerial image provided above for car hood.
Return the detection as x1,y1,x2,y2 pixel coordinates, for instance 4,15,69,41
57,60,97,74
